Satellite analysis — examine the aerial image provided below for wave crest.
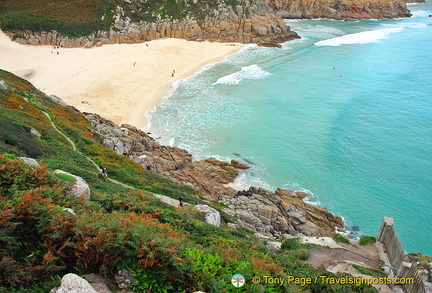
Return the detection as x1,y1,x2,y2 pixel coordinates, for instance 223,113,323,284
213,64,271,86
315,27,404,46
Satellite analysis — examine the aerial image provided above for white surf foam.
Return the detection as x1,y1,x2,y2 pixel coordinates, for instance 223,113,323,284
315,27,404,46
213,64,271,86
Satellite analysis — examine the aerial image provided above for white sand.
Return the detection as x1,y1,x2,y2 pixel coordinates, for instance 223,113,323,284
0,30,244,128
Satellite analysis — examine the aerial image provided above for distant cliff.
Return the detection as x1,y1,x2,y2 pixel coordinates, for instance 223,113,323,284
267,0,411,20
2,0,299,47
1,0,412,48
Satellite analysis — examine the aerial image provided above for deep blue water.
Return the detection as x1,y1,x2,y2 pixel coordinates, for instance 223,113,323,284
147,2,432,254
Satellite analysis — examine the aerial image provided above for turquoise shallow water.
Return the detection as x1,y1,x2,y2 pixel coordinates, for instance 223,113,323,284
147,2,432,254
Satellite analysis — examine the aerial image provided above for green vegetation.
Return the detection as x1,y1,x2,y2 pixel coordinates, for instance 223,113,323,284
0,0,243,38
332,233,351,244
0,70,378,292
281,237,301,250
352,265,386,278
359,236,376,246
55,173,77,183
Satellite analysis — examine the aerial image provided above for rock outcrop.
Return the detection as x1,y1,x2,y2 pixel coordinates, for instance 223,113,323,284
0,80,8,90
221,187,344,237
268,0,411,20
53,170,91,200
50,273,98,293
85,113,344,237
195,204,221,227
7,0,299,48
19,157,40,168
86,113,248,200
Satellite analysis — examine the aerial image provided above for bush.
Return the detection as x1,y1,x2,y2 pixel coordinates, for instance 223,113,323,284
332,234,350,244
281,238,301,250
296,248,310,260
359,236,376,246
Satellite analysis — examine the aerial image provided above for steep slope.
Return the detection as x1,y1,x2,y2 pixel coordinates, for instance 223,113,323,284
0,70,380,292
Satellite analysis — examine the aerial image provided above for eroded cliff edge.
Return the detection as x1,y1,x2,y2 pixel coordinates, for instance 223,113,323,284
85,112,344,238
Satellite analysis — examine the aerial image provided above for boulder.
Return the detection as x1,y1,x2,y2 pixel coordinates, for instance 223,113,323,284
63,208,76,216
53,170,91,200
49,95,67,106
19,157,40,168
114,269,136,290
0,80,7,90
195,205,221,227
30,127,41,138
54,273,98,293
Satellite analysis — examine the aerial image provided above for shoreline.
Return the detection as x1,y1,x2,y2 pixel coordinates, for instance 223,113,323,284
0,30,244,128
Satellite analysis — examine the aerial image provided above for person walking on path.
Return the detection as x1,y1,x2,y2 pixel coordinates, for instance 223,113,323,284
102,167,108,177
179,196,184,207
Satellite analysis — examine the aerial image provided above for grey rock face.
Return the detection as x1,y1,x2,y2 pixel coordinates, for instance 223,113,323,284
195,204,221,227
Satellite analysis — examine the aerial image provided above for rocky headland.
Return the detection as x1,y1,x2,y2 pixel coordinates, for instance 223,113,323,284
85,111,345,238
2,0,412,48
5,0,299,48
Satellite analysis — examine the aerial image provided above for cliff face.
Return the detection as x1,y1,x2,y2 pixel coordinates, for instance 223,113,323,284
6,0,299,48
267,0,411,20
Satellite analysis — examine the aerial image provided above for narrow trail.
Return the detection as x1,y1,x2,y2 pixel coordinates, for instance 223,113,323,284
41,110,182,207
43,111,76,151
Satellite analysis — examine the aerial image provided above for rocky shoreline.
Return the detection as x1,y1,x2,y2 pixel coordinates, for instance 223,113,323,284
85,111,345,238
4,0,412,48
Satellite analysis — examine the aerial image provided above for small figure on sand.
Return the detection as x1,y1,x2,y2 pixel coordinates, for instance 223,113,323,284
133,62,137,66
172,69,175,77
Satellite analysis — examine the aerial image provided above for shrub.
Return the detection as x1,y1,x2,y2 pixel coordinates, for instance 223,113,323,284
296,248,310,260
281,238,301,250
332,234,350,244
359,236,376,246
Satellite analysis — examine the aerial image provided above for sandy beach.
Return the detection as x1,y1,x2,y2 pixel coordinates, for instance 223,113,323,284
0,30,244,128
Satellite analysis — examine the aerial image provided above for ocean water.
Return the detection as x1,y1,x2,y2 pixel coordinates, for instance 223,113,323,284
146,2,432,254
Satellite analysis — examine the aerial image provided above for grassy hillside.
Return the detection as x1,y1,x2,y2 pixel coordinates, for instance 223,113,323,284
0,0,241,38
0,70,377,292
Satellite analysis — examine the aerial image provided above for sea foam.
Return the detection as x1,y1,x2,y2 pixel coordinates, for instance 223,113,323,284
213,64,271,86
315,27,404,46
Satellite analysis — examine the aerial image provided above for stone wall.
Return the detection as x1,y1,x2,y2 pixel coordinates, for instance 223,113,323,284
377,217,427,293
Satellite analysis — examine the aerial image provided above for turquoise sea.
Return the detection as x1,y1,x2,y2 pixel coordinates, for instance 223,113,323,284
147,2,432,254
